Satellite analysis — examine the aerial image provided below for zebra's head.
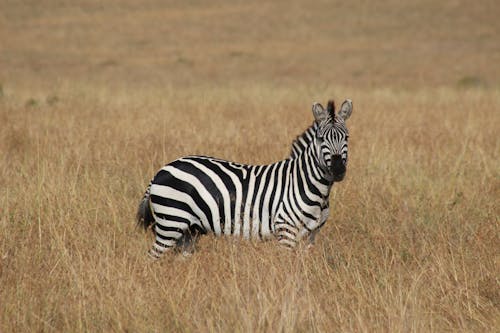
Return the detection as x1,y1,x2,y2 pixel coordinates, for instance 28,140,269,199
312,99,353,182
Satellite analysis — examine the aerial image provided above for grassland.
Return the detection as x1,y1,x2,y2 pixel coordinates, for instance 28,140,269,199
1,1,499,332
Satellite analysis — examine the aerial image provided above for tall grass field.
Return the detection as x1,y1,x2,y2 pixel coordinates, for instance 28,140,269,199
1,1,499,332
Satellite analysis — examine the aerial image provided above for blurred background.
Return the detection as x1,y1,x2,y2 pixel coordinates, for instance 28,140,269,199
2,0,499,92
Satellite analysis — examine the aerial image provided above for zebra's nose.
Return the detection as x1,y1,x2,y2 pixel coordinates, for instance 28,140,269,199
331,155,346,177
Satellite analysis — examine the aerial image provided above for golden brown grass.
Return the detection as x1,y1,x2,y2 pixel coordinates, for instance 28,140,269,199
1,1,499,332
1,84,499,332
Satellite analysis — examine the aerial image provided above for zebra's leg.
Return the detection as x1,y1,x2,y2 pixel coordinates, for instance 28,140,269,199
275,221,299,249
148,227,177,260
148,217,191,260
308,229,320,246
175,224,205,257
307,206,329,249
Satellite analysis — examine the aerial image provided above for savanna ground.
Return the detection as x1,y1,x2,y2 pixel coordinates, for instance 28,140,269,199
1,1,499,332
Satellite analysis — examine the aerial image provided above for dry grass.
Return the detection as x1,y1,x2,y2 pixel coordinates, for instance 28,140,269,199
1,1,499,332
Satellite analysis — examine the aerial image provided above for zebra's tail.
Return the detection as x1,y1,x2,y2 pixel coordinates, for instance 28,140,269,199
136,180,155,231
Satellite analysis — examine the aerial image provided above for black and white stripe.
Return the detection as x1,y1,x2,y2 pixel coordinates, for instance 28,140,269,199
137,99,353,259
289,121,318,159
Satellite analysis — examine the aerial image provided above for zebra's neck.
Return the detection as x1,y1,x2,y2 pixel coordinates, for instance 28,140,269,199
289,122,318,159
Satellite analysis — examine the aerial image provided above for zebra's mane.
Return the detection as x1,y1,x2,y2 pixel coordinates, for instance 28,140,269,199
289,121,318,159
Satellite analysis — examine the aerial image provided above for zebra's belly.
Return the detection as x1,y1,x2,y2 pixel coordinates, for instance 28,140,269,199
212,217,276,240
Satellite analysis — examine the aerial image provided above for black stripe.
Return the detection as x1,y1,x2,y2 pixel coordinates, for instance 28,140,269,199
254,165,273,239
275,160,291,212
267,162,282,232
247,166,266,239
257,163,277,238
238,168,250,236
151,195,200,221
249,166,267,220
154,214,190,233
156,233,179,242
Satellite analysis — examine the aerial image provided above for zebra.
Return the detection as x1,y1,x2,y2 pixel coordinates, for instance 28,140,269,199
137,98,353,259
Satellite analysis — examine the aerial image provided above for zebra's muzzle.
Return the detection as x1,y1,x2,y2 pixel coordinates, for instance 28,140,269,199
332,171,346,182
330,155,346,182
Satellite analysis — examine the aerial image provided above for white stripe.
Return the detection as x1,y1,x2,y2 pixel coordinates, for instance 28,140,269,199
152,205,196,228
251,166,273,238
260,163,278,237
156,229,183,239
271,162,287,221
242,168,256,239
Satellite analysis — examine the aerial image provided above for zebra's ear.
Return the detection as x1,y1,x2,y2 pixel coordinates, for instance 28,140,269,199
338,99,353,121
312,103,328,123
